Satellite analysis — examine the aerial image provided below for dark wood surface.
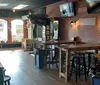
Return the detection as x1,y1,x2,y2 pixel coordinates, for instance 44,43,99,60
94,54,100,58
60,44,100,51
0,42,21,45
42,40,76,45
0,49,90,85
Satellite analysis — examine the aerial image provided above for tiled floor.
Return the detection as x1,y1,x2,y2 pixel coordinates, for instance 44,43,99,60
0,49,90,85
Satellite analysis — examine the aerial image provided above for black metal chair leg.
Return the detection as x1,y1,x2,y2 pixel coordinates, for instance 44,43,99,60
4,82,7,85
83,58,87,81
70,58,75,79
8,81,10,85
75,58,78,83
78,58,80,78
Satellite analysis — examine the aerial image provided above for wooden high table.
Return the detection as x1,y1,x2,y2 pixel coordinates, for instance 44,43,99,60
59,44,100,82
94,54,100,58
0,62,4,85
41,40,76,68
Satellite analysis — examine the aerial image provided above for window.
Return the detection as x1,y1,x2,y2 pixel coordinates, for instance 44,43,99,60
0,19,8,42
11,19,23,42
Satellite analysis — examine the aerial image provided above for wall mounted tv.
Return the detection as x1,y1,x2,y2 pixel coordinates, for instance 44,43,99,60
86,1,100,14
59,2,75,18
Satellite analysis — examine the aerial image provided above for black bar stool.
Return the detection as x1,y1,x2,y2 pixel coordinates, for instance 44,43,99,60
85,52,95,75
70,52,87,82
52,47,59,68
45,48,54,69
4,75,11,85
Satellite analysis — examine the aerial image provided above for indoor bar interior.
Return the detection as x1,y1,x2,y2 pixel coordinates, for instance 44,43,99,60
0,0,100,85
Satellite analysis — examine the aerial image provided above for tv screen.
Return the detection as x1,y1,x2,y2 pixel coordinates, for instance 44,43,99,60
86,1,100,14
59,2,75,17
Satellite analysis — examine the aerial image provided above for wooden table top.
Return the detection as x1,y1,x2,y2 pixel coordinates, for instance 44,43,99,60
60,44,100,51
94,54,100,58
42,40,76,45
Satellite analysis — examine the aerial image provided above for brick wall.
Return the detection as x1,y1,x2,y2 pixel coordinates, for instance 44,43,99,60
46,0,100,44
1,17,28,43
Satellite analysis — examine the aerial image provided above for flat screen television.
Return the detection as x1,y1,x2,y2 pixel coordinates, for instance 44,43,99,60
86,1,100,14
59,2,75,18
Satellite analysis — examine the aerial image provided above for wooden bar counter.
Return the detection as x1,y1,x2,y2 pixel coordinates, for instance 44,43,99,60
42,40,76,45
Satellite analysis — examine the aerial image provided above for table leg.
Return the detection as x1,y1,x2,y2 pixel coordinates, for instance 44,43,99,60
59,47,61,78
65,50,68,82
59,48,69,82
44,49,47,68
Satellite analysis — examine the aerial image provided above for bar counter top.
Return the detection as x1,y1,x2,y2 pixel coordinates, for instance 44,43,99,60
42,40,76,45
60,44,100,51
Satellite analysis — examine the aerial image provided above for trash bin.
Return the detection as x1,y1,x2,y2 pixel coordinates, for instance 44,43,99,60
92,77,100,85
35,49,45,69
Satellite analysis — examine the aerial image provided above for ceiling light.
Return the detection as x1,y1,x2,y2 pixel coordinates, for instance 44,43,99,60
13,4,28,9
0,3,9,6
12,9,16,12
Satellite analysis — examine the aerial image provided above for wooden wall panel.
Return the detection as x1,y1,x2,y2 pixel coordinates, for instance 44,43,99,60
1,18,28,43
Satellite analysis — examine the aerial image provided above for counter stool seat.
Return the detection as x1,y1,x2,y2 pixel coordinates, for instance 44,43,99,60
70,52,87,82
85,52,95,75
4,75,11,85
45,48,55,69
